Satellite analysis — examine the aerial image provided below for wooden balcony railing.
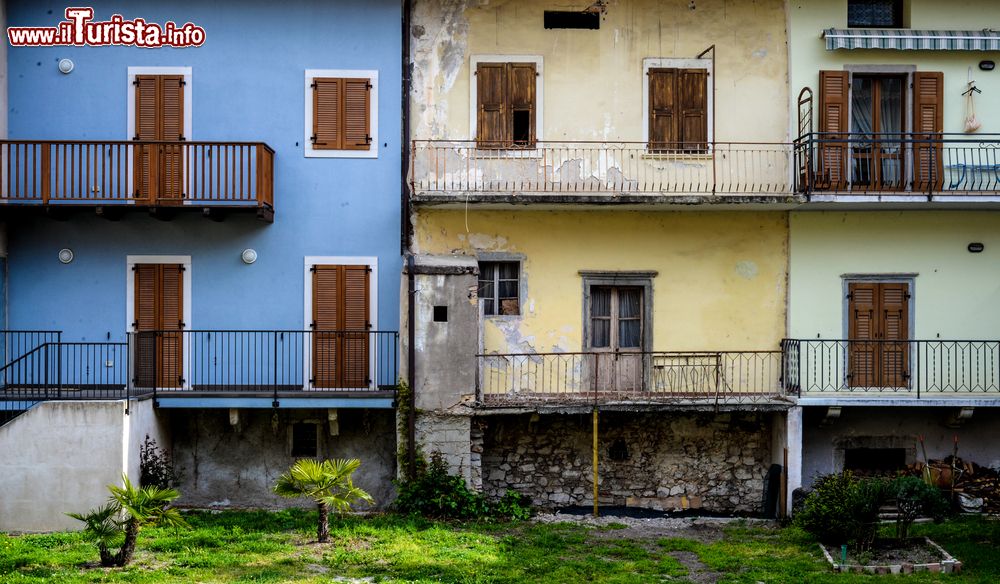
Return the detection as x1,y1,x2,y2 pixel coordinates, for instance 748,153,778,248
0,140,274,219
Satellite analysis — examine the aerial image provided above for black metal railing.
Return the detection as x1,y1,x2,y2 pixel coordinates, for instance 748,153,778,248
128,330,399,402
794,133,1000,195
783,339,1000,397
477,350,785,406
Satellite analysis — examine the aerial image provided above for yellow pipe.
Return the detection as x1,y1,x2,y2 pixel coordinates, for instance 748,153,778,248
592,407,599,518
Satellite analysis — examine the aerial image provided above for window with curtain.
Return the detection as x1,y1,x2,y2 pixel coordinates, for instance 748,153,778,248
850,75,904,188
589,286,642,350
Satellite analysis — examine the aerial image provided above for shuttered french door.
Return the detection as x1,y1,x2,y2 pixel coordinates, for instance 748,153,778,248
848,282,910,388
312,265,371,388
475,62,536,148
134,264,185,388
134,75,185,204
648,68,708,152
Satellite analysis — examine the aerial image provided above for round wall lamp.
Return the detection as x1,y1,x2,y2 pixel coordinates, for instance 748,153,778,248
980,60,995,72
968,242,985,253
57,58,74,74
58,248,74,264
241,248,258,264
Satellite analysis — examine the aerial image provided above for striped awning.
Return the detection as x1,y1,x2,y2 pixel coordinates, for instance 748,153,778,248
824,28,1000,51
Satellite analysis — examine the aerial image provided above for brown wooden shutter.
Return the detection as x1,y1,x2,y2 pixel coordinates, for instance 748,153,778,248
879,282,910,388
312,78,342,150
508,63,536,147
648,68,677,151
912,71,944,191
312,265,371,388
678,69,708,151
343,78,372,150
476,63,507,148
159,76,185,202
133,264,184,389
848,282,910,388
134,76,158,201
819,71,850,188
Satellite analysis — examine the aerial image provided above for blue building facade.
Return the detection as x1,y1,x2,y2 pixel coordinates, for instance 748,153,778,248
0,0,404,519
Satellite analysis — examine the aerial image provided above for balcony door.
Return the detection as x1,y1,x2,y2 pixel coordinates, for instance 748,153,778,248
134,74,185,204
133,264,185,389
850,75,905,190
311,264,370,389
589,286,643,392
848,282,910,388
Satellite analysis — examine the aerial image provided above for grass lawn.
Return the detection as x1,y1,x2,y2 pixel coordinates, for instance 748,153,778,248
1,511,997,583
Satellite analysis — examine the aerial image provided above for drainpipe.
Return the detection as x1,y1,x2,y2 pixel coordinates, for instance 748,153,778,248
402,0,417,481
406,254,417,480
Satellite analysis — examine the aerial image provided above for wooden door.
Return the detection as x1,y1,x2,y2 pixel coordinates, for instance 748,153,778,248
848,282,910,388
312,265,370,388
850,75,906,191
590,286,644,392
134,264,184,388
134,75,185,204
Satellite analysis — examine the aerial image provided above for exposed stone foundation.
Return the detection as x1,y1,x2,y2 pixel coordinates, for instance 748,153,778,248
479,412,771,513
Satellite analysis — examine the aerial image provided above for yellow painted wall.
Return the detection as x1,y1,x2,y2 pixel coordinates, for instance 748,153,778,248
789,211,1000,339
789,0,1000,135
414,210,789,353
411,0,789,143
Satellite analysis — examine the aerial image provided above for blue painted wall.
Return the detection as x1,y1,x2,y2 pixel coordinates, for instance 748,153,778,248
5,0,402,341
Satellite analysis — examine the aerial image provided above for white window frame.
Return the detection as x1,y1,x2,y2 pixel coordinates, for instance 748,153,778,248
304,69,379,159
125,254,193,390
469,55,544,143
641,58,713,148
302,256,380,390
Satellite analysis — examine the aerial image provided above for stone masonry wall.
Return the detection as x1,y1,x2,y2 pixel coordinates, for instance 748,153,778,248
480,412,772,514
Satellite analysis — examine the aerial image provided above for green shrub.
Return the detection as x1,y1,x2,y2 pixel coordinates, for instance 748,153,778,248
794,472,890,551
891,476,949,539
393,452,531,521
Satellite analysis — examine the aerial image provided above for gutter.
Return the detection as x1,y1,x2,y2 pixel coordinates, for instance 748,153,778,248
402,0,417,480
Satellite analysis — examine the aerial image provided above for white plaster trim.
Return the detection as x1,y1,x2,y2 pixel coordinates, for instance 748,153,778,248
302,256,380,390
469,55,544,142
304,69,379,159
125,255,193,390
641,58,713,147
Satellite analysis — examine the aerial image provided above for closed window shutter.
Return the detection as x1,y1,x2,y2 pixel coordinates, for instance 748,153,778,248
848,282,878,388
648,68,677,151
678,69,708,151
159,264,184,387
134,264,157,388
879,282,909,387
343,78,371,150
476,63,507,148
819,70,850,188
912,71,944,191
312,265,371,388
159,76,185,201
134,76,158,200
313,78,342,150
508,63,536,147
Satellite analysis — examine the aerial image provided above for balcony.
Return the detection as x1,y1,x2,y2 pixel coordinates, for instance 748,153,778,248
784,339,1000,402
477,350,788,408
795,133,1000,201
410,140,801,206
0,330,398,423
0,141,275,222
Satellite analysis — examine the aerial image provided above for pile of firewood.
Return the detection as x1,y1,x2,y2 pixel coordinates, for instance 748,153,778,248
907,456,1000,514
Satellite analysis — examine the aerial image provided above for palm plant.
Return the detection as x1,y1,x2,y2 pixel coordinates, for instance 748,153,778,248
273,458,374,543
68,474,187,567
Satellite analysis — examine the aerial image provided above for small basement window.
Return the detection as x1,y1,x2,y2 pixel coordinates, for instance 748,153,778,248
844,447,906,474
291,422,318,457
847,0,903,28
478,261,520,316
544,11,600,30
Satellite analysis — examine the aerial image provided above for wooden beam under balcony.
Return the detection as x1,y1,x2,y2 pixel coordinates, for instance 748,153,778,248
0,140,275,223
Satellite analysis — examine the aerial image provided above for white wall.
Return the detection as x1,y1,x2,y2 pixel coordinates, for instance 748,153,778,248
0,401,128,533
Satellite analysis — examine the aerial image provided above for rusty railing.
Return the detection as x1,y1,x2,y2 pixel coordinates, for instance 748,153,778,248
0,140,274,209
477,350,786,406
411,140,794,196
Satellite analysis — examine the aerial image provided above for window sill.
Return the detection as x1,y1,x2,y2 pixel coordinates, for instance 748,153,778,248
472,147,542,159
641,152,714,161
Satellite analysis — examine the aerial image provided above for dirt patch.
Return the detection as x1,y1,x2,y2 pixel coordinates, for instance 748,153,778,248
534,510,771,543
669,550,722,584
